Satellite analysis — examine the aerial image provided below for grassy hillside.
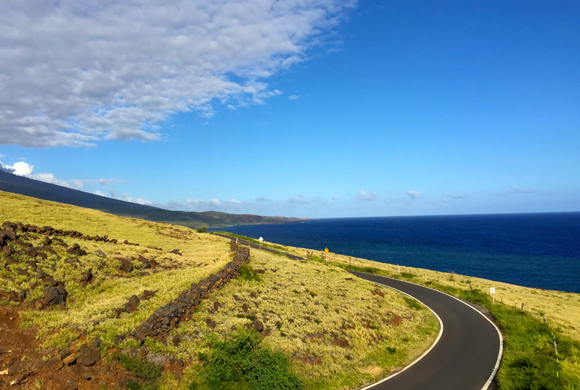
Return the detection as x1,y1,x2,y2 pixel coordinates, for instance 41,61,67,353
0,191,438,390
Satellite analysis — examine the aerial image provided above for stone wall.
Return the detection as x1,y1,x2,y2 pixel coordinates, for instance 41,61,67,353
133,246,250,341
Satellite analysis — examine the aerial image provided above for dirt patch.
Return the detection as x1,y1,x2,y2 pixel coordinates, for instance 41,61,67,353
0,305,184,389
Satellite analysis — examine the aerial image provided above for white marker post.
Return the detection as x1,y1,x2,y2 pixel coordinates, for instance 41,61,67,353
259,237,263,248
490,287,496,304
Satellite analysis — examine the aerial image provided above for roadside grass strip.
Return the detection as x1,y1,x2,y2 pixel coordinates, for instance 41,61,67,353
336,263,580,390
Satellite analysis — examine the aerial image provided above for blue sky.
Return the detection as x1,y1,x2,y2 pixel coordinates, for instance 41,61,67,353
1,0,579,218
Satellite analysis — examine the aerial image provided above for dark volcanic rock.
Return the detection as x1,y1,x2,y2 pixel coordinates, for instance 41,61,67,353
125,295,140,313
80,269,94,284
133,246,251,341
43,285,66,306
17,269,29,277
60,347,73,359
67,246,87,256
118,258,133,273
45,356,64,371
23,246,38,257
77,344,101,366
141,290,156,300
247,320,264,333
0,229,17,241
5,256,17,265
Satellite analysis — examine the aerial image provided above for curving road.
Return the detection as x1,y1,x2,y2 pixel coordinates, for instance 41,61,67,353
352,272,503,390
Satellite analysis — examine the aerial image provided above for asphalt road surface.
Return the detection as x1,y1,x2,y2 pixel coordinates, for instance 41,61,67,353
210,232,304,260
352,272,503,390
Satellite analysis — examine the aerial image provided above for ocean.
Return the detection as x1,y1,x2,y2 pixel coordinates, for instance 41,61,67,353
210,212,580,293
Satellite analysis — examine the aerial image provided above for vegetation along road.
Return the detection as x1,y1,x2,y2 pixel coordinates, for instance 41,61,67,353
353,271,503,390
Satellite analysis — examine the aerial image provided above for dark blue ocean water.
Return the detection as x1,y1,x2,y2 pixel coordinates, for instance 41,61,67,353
211,213,580,293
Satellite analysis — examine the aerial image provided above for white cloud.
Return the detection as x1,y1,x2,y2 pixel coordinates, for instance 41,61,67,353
511,188,534,194
0,160,84,190
0,0,356,148
358,190,377,200
122,194,153,206
94,190,108,197
406,190,421,199
11,161,34,176
163,197,243,212
160,194,329,214
288,94,300,100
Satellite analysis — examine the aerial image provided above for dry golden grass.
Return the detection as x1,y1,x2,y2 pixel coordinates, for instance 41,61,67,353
1,191,440,390
277,242,580,341
1,191,234,350
147,249,439,390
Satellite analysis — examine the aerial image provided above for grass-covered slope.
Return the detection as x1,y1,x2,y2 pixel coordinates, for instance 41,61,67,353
0,191,438,390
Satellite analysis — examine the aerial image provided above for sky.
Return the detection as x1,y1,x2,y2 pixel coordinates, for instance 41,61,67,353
1,0,579,218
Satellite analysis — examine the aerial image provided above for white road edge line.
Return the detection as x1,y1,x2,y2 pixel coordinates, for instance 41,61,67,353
359,281,444,390
356,273,504,390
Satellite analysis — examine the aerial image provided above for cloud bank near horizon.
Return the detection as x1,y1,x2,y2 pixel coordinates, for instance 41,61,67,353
0,0,355,148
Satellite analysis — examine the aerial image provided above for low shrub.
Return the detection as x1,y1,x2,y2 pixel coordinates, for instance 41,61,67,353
197,327,302,390
238,265,263,283
114,353,162,389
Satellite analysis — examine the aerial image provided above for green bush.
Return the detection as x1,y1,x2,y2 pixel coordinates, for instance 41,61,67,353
114,353,162,389
199,328,302,390
238,265,263,283
403,297,423,310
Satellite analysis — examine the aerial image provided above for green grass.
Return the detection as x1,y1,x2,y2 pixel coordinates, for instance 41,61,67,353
114,353,163,390
191,328,302,390
238,265,263,283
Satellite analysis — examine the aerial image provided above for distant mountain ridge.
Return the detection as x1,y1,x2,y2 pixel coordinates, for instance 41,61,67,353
0,169,304,227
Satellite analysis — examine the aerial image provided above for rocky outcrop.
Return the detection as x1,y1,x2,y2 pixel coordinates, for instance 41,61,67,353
133,246,250,341
0,221,150,253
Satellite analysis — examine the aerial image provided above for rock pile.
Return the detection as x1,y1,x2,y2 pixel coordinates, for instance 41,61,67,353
133,245,250,341
0,221,118,245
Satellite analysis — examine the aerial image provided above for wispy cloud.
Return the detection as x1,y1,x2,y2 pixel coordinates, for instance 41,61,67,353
442,194,466,202
288,94,300,100
511,188,534,194
160,194,330,214
358,190,377,200
0,0,355,148
406,190,421,199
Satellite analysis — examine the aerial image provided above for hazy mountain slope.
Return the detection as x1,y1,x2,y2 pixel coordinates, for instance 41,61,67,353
0,169,302,227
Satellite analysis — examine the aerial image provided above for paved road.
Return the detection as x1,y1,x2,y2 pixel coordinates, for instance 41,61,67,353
352,272,503,390
210,232,304,260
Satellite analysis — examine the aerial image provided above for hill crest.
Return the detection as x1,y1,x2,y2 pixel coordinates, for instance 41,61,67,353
0,169,304,227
